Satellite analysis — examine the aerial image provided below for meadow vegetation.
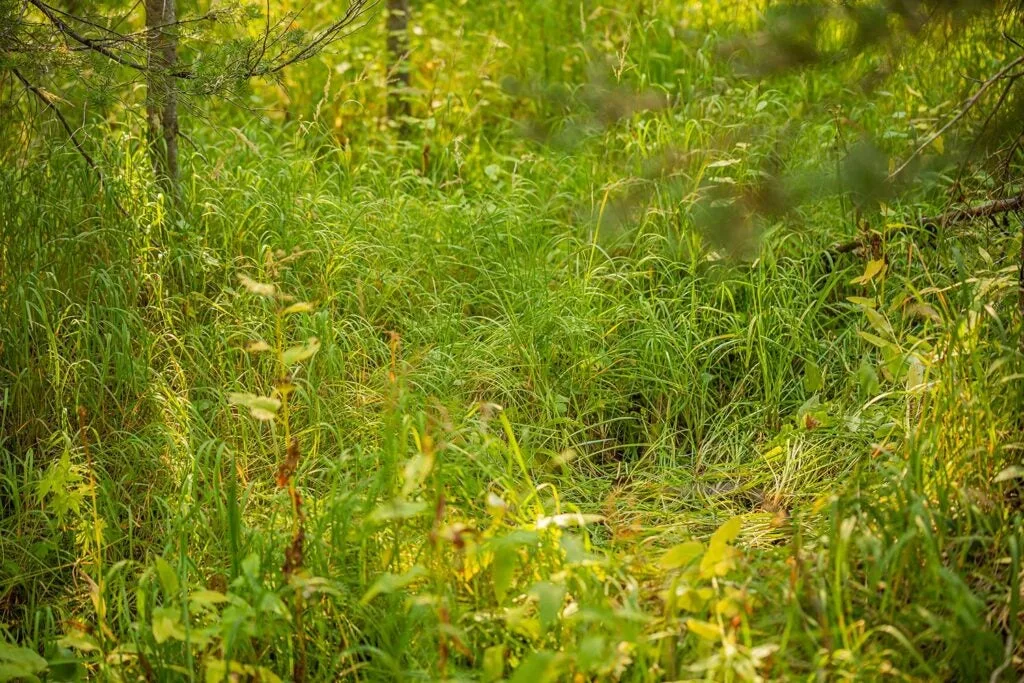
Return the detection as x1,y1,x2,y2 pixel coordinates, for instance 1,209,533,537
2,1,1024,680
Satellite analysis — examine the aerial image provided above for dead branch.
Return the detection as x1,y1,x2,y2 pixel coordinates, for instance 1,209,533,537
828,194,1024,256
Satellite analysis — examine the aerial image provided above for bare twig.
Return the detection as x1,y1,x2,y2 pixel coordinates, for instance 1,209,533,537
889,53,1024,179
954,73,1022,187
252,0,377,76
11,68,126,215
12,68,98,171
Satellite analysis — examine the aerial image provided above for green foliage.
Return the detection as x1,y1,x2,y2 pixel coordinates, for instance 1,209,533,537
2,0,1024,680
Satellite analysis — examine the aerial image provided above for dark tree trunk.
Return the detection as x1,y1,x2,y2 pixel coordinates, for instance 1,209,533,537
386,0,410,120
145,0,179,194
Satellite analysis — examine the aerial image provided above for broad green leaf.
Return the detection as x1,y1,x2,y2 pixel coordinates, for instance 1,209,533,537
492,545,517,603
677,587,714,612
660,541,705,570
530,581,566,631
189,590,229,608
282,337,321,365
482,645,505,682
906,356,925,390
700,517,743,578
56,631,99,653
863,307,893,337
701,542,738,578
509,651,559,683
856,330,891,349
715,587,745,618
45,645,85,681
154,556,179,597
803,359,823,393
241,553,260,580
846,296,876,308
509,616,542,641
577,635,607,670
359,565,427,605
882,344,905,380
151,607,186,644
0,643,48,682
204,659,282,683
857,357,880,396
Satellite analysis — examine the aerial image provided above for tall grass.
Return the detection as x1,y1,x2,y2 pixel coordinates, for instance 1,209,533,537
2,0,1023,680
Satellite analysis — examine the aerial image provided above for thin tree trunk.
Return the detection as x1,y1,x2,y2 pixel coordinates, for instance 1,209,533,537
1019,219,1024,331
386,0,410,120
145,0,179,194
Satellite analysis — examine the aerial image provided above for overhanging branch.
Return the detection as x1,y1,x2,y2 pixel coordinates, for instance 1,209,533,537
889,53,1024,179
24,0,377,83
11,68,126,214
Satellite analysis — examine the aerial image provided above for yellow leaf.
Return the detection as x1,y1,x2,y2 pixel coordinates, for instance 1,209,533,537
850,259,886,285
709,516,743,546
227,392,281,421
685,618,721,641
535,513,603,529
846,296,876,308
189,590,229,608
700,545,738,578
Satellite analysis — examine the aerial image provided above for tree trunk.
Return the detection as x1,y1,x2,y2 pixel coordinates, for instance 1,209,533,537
145,0,179,194
386,0,410,120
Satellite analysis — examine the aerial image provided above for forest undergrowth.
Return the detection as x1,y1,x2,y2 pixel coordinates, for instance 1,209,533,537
2,1,1024,680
